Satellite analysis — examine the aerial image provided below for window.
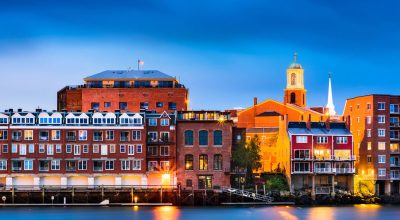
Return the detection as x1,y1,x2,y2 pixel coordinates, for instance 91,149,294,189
314,149,331,160
133,160,141,170
19,144,26,155
120,145,126,153
366,116,372,124
66,161,76,171
28,144,35,153
199,154,208,170
378,115,385,123
39,160,50,172
378,168,386,177
24,160,33,171
316,136,328,144
128,145,135,155
336,137,348,144
294,150,310,159
147,146,157,156
140,102,148,110
78,160,87,170
378,142,386,150
12,144,17,153
109,144,116,153
74,145,80,155
334,150,351,160
121,160,130,170
186,179,193,187
52,130,60,140
2,144,8,153
156,102,163,108
132,131,141,140
293,162,310,172
120,131,130,142
93,161,103,171
93,144,99,153
66,131,76,141
214,130,222,145
55,144,62,153
378,102,385,110
11,160,22,171
296,136,308,143
367,155,372,163
136,144,142,153
0,160,7,170
12,130,22,141
185,154,193,170
94,131,103,141
39,131,49,141
104,102,111,108
148,161,158,171
184,130,193,145
66,144,72,153
160,146,169,156
214,154,223,170
367,129,371,137
378,129,386,137
378,155,386,163
160,132,169,142
91,102,100,111
149,118,157,126
168,102,177,110
81,144,88,153
160,118,169,126
0,130,7,140
367,103,371,110
160,161,170,171
24,130,33,140
79,130,87,140
368,142,372,150
119,102,128,110
199,130,208,146
51,160,60,170
148,132,158,142
390,104,399,113
106,130,114,140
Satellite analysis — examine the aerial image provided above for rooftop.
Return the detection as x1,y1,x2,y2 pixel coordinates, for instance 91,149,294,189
84,70,176,81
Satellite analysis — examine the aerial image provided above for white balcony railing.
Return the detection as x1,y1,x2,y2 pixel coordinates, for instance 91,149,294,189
314,168,333,173
292,170,312,174
335,168,355,174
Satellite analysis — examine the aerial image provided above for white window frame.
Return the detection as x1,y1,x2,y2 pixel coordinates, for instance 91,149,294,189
378,142,386,150
56,144,62,153
316,136,328,144
82,144,88,153
24,130,33,140
136,144,142,153
110,144,116,153
378,168,386,177
78,160,87,170
378,155,386,163
378,102,385,110
378,115,385,124
28,144,35,154
47,144,54,155
0,160,7,170
378,129,385,137
367,129,371,137
160,118,169,126
74,145,80,155
121,160,130,170
336,137,348,144
79,130,87,140
24,160,33,171
105,160,114,170
133,160,141,170
296,136,308,144
19,144,27,156
52,130,60,140
128,145,135,155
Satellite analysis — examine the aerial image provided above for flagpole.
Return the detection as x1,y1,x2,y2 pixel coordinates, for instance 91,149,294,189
137,59,139,71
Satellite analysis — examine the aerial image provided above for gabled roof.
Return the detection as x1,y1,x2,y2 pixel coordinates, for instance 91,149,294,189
84,70,175,81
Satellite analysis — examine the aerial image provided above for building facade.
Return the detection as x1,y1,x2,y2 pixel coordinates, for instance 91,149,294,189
176,111,232,190
344,95,400,195
57,70,189,113
288,122,355,196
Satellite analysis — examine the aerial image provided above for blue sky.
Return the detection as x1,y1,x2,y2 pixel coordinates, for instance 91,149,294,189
0,0,399,114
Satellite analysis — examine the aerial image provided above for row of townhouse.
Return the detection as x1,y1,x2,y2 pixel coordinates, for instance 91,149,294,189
0,109,232,190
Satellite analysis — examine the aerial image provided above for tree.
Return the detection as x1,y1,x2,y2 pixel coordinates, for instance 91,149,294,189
232,135,262,185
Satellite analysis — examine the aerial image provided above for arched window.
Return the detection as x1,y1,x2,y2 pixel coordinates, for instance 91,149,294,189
290,92,296,104
199,154,208,170
213,154,223,170
199,130,208,146
213,130,222,145
291,73,296,85
185,154,193,170
184,130,193,145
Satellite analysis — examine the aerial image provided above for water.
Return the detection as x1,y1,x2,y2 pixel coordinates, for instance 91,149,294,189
0,205,399,220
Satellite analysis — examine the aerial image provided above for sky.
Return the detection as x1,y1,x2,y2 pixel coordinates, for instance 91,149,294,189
1,0,400,114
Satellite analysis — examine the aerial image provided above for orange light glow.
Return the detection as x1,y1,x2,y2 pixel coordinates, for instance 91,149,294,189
161,174,171,186
153,206,179,220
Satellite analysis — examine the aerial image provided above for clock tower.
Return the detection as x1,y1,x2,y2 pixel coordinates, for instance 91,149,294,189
284,53,307,107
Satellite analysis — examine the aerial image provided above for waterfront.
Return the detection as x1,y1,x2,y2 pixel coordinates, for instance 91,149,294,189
0,205,399,220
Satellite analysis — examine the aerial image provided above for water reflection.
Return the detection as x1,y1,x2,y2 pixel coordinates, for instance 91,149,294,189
306,207,335,220
153,206,180,220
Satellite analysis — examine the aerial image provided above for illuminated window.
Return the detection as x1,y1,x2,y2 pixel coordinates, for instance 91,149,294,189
199,154,208,170
367,142,372,150
390,143,399,153
52,130,60,140
24,130,33,140
366,116,372,124
185,154,193,170
314,149,331,160
367,129,371,137
334,150,350,160
296,136,308,143
378,142,386,150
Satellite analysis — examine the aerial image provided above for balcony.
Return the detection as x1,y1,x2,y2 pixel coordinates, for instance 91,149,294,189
390,122,400,127
391,149,400,154
334,155,356,161
391,173,400,180
335,168,355,174
314,156,333,161
292,170,312,174
390,163,400,168
147,137,172,144
314,168,333,173
12,136,22,141
292,157,312,161
66,136,76,141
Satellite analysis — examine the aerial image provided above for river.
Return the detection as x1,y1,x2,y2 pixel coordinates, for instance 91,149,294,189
0,205,398,220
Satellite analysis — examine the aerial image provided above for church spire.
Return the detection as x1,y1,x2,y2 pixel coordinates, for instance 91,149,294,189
326,73,336,116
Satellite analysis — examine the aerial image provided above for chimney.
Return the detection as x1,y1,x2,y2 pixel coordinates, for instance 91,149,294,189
17,108,22,113
253,97,258,106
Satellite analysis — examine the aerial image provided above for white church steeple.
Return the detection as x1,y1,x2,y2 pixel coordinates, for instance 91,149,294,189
326,73,336,116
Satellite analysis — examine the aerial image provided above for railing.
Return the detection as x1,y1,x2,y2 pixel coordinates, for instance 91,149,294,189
68,83,186,89
390,163,400,167
120,137,130,142
292,170,312,174
391,173,400,180
390,122,400,127
12,136,22,141
314,156,333,161
292,157,312,161
147,138,172,144
335,168,355,174
334,156,356,161
66,136,76,141
315,186,331,194
221,186,274,203
314,168,333,173
0,184,178,191
391,150,400,154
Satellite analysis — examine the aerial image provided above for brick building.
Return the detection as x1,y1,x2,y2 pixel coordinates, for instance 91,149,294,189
57,70,189,113
0,110,149,188
288,122,355,196
344,94,400,195
176,111,232,190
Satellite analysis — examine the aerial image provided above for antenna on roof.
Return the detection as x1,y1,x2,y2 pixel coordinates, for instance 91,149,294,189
137,59,144,71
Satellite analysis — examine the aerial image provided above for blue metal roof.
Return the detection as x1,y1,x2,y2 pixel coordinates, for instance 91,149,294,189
84,70,175,80
288,122,351,135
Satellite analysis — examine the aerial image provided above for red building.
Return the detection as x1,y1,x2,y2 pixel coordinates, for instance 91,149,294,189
57,70,189,113
176,111,232,190
0,109,150,187
288,122,355,196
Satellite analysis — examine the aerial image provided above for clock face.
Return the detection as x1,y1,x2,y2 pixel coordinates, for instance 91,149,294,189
291,73,296,85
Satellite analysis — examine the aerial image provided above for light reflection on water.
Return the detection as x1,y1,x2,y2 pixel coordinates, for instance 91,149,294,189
0,204,398,220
